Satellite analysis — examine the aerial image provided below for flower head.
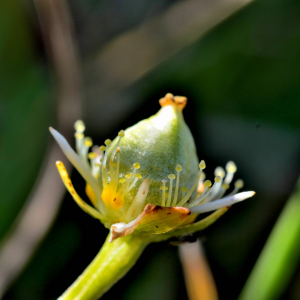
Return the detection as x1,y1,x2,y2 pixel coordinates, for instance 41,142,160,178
50,94,255,242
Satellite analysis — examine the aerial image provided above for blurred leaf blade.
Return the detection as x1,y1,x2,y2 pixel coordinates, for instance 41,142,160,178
0,0,50,239
238,178,300,300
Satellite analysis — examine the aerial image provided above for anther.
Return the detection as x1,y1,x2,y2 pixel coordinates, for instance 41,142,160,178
215,176,221,183
125,174,132,178
74,132,84,139
222,184,230,190
99,145,106,151
84,137,93,147
87,152,97,159
118,130,125,137
181,187,188,192
119,178,126,183
74,120,85,133
235,179,244,189
133,163,140,169
168,174,176,180
199,160,206,169
204,180,212,187
165,93,174,99
226,161,237,173
215,167,225,178
134,173,142,179
105,139,111,146
176,164,182,172
160,186,169,191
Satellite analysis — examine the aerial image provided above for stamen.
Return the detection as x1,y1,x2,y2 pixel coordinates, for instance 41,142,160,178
177,160,205,207
109,131,125,177
119,163,141,196
74,132,84,155
161,180,167,206
214,183,230,200
166,174,175,207
214,167,225,178
102,140,111,186
50,127,104,212
125,179,150,222
113,148,121,183
224,161,237,185
172,164,182,206
227,179,244,196
190,191,255,214
189,177,222,207
197,171,206,193
81,137,93,165
74,120,85,133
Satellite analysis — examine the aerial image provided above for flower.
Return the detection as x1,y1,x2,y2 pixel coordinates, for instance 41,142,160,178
50,93,255,243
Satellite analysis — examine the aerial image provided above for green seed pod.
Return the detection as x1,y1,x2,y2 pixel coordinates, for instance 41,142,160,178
107,94,199,208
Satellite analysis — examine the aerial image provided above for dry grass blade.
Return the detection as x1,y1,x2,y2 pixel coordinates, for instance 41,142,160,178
179,241,219,300
0,0,82,296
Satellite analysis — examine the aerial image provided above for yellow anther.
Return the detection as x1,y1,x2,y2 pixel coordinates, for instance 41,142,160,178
168,174,176,180
87,152,97,159
215,176,221,183
199,160,206,169
133,162,140,169
118,130,125,137
74,132,84,140
84,137,93,147
134,173,142,179
74,120,85,133
125,174,132,179
181,187,188,192
160,186,169,191
105,139,111,146
215,167,225,178
204,180,212,187
99,145,106,151
222,184,230,190
119,178,126,183
165,93,174,99
176,164,182,172
235,179,244,189
226,161,237,173
113,162,118,168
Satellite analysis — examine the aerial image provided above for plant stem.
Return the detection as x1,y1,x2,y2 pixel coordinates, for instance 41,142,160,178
58,233,148,300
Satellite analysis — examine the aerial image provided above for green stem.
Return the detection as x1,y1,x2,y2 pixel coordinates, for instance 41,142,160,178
58,233,148,300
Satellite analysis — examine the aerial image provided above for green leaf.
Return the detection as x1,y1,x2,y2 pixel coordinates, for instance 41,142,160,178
238,178,300,300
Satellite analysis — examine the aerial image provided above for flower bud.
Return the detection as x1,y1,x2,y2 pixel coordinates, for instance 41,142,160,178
107,94,199,208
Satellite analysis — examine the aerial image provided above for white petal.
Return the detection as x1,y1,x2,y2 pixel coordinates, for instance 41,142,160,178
190,191,255,214
50,127,104,211
109,204,152,242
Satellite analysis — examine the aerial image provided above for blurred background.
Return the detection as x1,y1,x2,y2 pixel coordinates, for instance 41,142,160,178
1,0,300,299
